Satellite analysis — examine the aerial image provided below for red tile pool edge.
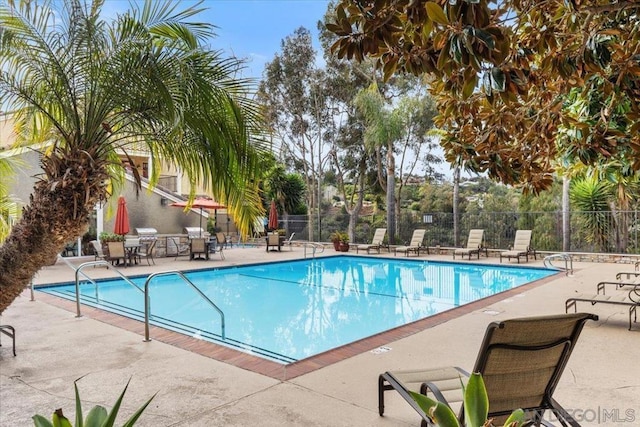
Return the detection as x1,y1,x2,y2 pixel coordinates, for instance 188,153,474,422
34,271,561,381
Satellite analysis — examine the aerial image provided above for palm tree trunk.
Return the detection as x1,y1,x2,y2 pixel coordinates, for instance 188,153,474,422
0,153,104,314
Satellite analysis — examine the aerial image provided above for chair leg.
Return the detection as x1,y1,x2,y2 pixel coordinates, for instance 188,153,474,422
0,325,16,356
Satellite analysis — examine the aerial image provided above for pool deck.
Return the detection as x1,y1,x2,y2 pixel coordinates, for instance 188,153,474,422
1,246,639,426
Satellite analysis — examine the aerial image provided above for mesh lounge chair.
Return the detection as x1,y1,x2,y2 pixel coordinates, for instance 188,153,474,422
500,230,535,263
566,283,639,330
356,228,387,254
378,312,598,427
394,229,427,257
453,229,485,260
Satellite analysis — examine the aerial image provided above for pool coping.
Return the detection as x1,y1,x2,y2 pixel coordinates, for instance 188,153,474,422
35,270,562,381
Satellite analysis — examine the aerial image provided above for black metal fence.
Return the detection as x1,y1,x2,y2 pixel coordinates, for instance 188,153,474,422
278,210,640,254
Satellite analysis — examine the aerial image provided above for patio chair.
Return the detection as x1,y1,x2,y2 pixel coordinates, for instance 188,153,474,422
90,240,106,263
378,312,598,427
283,232,296,251
214,232,227,260
0,324,16,356
105,241,127,266
394,229,427,257
135,239,157,265
190,238,208,260
500,230,535,263
356,228,387,254
453,229,486,260
169,237,190,259
266,232,281,252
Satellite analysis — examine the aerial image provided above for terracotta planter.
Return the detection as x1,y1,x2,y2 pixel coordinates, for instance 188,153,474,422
333,241,340,251
337,242,350,252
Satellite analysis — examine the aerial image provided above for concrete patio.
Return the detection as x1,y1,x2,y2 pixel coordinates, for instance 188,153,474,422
1,246,639,426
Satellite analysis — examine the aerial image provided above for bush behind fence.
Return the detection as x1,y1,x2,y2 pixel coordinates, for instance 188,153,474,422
280,210,640,254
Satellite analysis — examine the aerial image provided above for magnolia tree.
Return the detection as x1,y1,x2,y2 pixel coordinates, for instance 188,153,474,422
327,0,640,193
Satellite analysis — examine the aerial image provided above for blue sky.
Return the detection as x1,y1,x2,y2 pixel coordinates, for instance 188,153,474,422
103,0,331,79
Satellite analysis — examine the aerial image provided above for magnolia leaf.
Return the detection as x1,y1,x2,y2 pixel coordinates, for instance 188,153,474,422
425,2,449,26
491,67,506,92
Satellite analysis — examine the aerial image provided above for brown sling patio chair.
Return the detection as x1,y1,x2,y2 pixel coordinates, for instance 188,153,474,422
500,230,536,263
453,229,486,260
356,228,387,254
378,312,598,427
189,238,208,260
394,229,427,257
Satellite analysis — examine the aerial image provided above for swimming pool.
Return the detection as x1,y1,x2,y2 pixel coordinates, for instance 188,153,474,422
38,256,556,363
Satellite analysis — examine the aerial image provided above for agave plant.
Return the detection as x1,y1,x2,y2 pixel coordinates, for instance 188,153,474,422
409,373,525,427
32,378,155,427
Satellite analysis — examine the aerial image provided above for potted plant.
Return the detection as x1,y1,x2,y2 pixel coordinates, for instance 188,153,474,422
330,231,349,252
98,232,125,257
99,232,125,243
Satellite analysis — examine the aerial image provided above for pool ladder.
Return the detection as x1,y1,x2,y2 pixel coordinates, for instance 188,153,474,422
61,260,225,342
303,242,325,258
143,270,225,341
543,253,573,276
63,259,143,318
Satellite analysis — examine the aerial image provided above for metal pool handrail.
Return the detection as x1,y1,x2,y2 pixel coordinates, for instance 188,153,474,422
543,253,573,276
74,260,143,317
57,254,98,287
303,242,325,258
143,270,225,342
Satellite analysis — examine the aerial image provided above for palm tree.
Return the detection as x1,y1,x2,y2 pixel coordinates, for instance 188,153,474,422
0,0,266,314
0,157,18,242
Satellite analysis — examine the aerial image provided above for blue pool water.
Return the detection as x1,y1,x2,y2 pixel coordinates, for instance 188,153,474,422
38,256,556,363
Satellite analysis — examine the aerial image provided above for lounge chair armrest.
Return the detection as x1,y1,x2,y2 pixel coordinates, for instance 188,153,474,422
616,271,640,280
629,286,640,303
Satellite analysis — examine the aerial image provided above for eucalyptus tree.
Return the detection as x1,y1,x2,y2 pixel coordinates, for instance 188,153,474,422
0,0,265,314
258,27,331,240
354,83,403,243
328,0,640,193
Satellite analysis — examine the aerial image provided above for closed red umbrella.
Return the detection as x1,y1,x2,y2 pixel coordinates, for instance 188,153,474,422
268,200,278,231
114,195,130,236
170,198,226,236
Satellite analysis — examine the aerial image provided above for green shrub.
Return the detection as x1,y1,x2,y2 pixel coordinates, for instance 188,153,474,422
410,373,525,427
33,378,155,427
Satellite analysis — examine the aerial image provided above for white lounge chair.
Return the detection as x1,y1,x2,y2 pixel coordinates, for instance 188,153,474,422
500,230,534,263
453,229,485,260
356,228,387,254
394,230,426,257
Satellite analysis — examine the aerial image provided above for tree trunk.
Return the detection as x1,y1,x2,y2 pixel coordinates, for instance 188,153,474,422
386,146,396,245
0,151,106,314
453,165,460,247
562,175,571,252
